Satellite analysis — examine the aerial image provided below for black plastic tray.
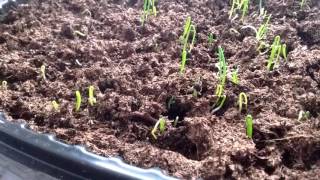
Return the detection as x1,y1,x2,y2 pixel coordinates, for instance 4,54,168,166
0,113,176,180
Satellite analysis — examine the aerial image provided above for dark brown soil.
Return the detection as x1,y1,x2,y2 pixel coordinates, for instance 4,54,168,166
1,0,320,179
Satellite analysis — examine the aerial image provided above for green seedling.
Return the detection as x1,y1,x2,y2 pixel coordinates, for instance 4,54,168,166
192,89,199,98
211,94,227,114
300,0,305,7
1,81,7,90
179,16,196,74
151,117,166,139
208,33,215,46
88,86,96,106
211,84,227,114
229,0,250,21
238,92,248,112
217,46,227,87
267,36,287,71
75,90,82,111
180,49,187,74
257,0,268,18
159,119,165,132
257,0,267,19
240,0,250,21
141,0,157,25
267,36,281,70
298,110,310,121
51,100,60,111
255,14,271,53
245,114,253,138
242,13,271,51
181,17,196,51
215,84,224,97
258,0,265,17
231,68,239,85
256,14,271,42
189,26,197,52
180,16,191,45
257,41,270,53
259,8,267,19
229,0,239,19
40,65,46,81
211,47,228,114
282,44,287,60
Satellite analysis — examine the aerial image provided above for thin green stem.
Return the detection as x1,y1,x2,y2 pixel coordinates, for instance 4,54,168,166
246,114,253,138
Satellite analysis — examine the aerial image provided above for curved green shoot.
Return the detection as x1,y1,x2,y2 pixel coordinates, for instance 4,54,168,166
51,100,60,112
88,85,96,106
81,9,92,17
245,114,253,138
238,92,248,112
40,65,46,81
188,25,196,52
211,95,227,114
211,84,227,114
151,117,166,140
74,30,86,37
75,90,82,111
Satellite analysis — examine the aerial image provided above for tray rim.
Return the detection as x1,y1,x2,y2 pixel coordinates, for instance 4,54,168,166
0,112,176,180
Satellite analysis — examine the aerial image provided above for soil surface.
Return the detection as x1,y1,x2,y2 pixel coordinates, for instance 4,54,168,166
1,0,320,179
